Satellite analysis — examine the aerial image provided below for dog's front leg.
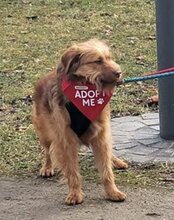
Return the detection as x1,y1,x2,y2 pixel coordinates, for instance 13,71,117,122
64,159,84,206
50,130,84,205
90,131,126,202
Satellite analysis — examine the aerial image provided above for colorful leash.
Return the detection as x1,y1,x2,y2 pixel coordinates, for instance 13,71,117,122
122,67,174,84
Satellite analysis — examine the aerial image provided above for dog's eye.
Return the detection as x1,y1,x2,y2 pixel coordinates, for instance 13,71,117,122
95,59,102,64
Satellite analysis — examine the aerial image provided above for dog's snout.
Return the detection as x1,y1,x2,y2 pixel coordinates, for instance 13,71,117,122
112,71,121,78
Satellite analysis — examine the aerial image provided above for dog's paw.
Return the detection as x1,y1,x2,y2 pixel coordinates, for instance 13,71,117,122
113,160,128,170
65,191,84,205
112,157,128,170
40,167,54,177
106,190,126,202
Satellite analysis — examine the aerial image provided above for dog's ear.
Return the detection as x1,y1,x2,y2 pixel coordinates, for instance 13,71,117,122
59,48,81,75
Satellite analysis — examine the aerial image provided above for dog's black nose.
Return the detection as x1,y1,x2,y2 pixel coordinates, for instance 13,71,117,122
113,71,121,78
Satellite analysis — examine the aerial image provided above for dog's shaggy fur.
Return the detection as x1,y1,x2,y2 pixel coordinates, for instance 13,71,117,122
32,39,128,205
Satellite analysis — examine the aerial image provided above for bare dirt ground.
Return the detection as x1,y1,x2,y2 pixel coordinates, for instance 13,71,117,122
0,177,174,220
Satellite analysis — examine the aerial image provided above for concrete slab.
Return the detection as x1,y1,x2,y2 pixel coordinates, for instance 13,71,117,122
111,113,174,164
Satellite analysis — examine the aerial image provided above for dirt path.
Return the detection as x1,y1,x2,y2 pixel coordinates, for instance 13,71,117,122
0,177,173,220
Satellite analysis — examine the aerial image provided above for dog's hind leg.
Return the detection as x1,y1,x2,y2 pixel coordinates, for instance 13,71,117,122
39,139,55,177
112,155,128,169
32,106,54,177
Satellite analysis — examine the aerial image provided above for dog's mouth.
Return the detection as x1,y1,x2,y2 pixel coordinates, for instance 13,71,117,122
100,71,122,84
67,72,121,91
100,79,117,85
100,75,121,86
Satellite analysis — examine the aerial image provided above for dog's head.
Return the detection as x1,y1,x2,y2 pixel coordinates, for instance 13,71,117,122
58,39,122,91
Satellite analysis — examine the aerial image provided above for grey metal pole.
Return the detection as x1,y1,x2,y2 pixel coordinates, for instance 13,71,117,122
156,0,174,140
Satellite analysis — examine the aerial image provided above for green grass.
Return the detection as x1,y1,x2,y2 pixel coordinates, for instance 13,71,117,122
80,156,174,189
0,0,159,176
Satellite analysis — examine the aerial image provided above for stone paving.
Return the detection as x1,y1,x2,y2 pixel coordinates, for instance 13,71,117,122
111,113,174,164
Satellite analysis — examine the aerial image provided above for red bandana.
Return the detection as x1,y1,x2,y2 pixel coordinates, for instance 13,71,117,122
62,79,113,121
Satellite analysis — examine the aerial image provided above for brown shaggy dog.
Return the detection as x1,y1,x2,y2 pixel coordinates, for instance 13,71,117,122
32,39,128,205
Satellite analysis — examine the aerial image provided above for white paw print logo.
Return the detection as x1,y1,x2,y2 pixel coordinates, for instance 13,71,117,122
97,98,104,105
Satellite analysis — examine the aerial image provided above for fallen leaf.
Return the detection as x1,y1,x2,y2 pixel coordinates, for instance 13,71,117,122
26,15,38,20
